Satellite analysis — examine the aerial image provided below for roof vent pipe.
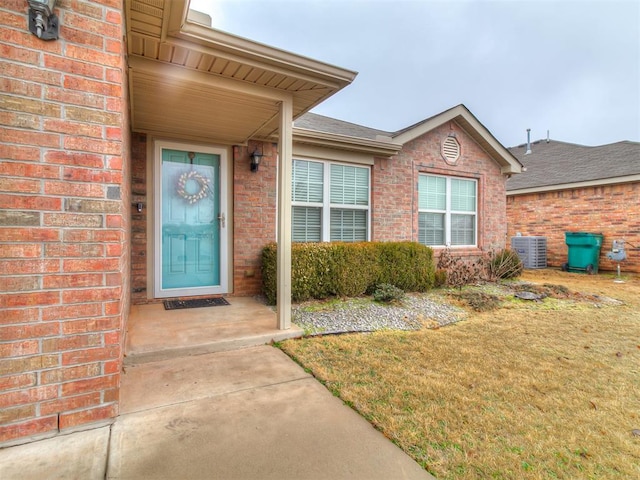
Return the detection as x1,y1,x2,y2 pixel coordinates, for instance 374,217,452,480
525,128,532,155
546,130,550,143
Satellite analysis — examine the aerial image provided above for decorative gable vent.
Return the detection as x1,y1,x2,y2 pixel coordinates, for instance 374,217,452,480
441,136,460,164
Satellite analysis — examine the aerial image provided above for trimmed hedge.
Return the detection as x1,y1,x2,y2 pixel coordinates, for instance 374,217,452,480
261,241,435,305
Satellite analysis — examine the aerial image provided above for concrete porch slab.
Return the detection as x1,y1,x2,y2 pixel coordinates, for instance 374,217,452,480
0,427,110,480
125,297,303,365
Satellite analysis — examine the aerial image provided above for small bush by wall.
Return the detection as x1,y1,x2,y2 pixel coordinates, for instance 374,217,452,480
436,247,524,289
436,247,485,289
261,241,435,304
373,283,406,303
487,249,524,280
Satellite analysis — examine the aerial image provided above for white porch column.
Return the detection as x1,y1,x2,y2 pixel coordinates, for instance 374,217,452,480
276,98,293,329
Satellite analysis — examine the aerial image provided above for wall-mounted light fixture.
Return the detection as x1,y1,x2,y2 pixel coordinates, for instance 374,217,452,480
250,149,264,172
27,0,59,40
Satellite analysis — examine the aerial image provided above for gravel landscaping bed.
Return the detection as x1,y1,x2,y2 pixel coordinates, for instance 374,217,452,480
292,294,465,335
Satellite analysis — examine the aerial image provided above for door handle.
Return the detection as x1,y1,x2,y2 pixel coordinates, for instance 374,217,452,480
218,212,225,228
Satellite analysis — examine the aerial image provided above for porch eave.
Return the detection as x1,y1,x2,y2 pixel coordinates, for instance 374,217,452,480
126,0,357,144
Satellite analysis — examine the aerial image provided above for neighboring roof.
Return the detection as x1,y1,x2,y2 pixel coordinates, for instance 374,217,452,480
295,105,523,175
506,140,640,194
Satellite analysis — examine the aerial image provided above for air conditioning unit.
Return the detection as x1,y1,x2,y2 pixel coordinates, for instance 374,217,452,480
511,236,547,269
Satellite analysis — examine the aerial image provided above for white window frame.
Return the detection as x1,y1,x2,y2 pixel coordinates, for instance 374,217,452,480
292,158,371,242
418,174,477,248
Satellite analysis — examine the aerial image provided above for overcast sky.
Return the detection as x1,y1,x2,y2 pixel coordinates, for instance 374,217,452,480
190,0,640,148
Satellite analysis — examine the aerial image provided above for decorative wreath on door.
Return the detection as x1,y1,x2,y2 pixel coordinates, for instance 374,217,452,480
176,170,210,204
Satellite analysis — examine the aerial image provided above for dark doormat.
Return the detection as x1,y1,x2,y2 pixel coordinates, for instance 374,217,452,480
163,297,230,310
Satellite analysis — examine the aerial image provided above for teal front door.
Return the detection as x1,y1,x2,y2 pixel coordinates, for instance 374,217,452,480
158,147,223,295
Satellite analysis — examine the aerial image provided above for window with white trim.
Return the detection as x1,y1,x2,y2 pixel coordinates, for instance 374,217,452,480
292,159,370,242
418,174,477,247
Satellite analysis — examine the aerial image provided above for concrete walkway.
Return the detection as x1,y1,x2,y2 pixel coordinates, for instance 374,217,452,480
0,346,434,480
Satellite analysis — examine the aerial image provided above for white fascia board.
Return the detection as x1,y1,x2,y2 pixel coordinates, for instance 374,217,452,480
507,174,640,196
392,106,465,145
168,2,357,88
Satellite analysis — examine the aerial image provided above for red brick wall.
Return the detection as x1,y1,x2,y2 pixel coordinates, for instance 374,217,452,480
0,1,130,445
373,122,508,256
232,142,277,295
130,134,147,304
507,182,640,273
371,151,413,240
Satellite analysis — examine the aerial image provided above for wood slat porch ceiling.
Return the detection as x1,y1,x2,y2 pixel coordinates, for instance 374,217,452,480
127,0,349,144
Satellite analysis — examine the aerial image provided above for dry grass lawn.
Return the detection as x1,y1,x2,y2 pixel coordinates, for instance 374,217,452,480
279,270,640,479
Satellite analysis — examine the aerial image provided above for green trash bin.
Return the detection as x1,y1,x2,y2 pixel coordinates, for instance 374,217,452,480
562,232,604,274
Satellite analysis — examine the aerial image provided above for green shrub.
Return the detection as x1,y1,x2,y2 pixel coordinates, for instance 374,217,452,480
434,268,447,287
373,283,405,303
261,241,435,305
374,242,435,292
330,242,379,297
261,243,278,305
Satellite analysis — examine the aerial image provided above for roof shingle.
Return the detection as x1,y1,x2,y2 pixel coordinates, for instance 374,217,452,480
294,112,391,140
295,106,523,173
506,140,640,191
